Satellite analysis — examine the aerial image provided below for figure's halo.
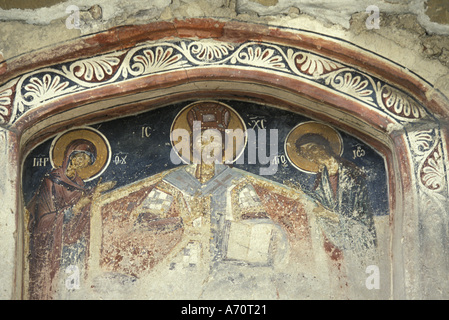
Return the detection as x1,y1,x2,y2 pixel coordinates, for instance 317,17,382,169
285,121,343,174
170,100,247,164
50,126,111,181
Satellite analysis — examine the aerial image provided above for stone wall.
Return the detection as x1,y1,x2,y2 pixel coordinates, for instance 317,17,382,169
0,0,448,300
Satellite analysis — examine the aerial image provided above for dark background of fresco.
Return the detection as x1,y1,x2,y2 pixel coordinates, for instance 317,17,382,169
22,100,389,216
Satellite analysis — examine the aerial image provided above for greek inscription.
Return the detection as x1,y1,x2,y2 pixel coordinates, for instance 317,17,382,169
33,157,50,167
353,146,366,159
141,126,152,138
113,154,128,165
248,116,267,130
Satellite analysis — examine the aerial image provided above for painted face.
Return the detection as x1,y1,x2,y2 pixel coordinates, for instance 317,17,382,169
300,142,331,164
66,152,92,178
300,142,340,175
193,130,223,164
71,152,91,169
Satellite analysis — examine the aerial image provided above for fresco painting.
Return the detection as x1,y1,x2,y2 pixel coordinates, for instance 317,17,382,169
23,100,390,299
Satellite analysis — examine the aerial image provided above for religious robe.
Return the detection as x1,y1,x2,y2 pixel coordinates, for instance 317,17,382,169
26,141,95,300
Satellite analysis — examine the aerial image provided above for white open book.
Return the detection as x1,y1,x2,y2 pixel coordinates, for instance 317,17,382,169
226,220,276,265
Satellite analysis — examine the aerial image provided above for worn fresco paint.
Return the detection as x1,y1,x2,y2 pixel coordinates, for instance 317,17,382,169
22,100,390,299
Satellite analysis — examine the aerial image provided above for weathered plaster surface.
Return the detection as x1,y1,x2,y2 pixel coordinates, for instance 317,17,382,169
0,0,448,300
0,0,448,103
0,129,19,299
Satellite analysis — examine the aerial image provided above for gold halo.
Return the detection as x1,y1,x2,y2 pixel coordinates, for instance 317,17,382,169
50,127,111,181
170,100,247,164
285,121,343,174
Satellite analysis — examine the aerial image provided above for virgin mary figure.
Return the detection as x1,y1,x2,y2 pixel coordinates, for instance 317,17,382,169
26,129,114,300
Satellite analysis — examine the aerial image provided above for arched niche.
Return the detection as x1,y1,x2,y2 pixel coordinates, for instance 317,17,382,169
1,19,448,299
